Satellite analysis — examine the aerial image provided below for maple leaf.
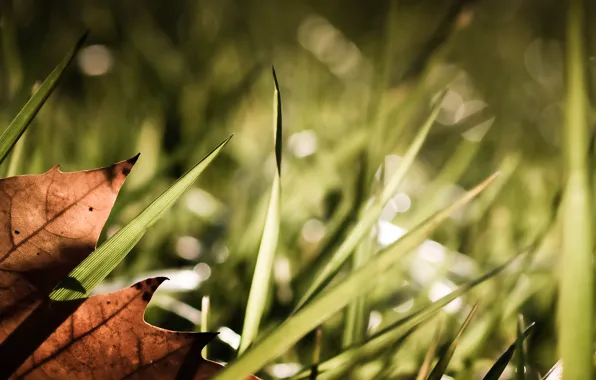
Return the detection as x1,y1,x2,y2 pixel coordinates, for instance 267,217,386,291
0,157,138,342
0,159,258,379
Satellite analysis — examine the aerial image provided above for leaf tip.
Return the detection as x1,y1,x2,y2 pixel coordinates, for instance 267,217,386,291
127,153,141,166
471,171,500,195
77,29,90,49
132,277,169,302
272,66,280,92
223,134,234,145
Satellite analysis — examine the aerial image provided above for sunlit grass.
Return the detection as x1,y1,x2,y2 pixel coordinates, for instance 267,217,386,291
0,1,585,378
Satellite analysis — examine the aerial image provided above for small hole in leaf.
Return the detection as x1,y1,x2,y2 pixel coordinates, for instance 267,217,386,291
89,207,93,211
14,230,19,235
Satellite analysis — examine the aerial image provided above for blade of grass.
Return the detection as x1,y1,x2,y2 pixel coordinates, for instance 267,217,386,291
416,321,443,380
201,296,210,358
213,172,498,380
5,129,27,177
342,154,375,349
238,67,283,354
515,315,525,380
322,324,419,380
543,361,563,380
309,327,323,380
293,252,521,379
560,0,593,378
342,235,373,348
427,304,478,380
0,31,87,166
49,136,232,300
482,323,535,380
295,92,446,311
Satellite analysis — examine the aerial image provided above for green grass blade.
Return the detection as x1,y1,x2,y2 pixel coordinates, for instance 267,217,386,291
238,68,282,354
5,129,27,177
292,252,520,380
342,236,373,348
515,315,525,380
482,323,535,380
213,172,498,380
427,304,478,380
560,0,593,378
201,296,210,358
295,92,446,311
416,322,443,380
49,136,232,301
309,327,323,380
0,31,87,166
543,361,563,380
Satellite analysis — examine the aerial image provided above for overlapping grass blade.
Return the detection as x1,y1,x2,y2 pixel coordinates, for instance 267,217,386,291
342,236,373,348
559,0,593,378
416,322,443,380
427,304,478,380
295,92,446,311
292,252,520,379
213,172,498,380
50,136,232,300
482,323,535,380
320,325,419,380
0,32,87,166
238,67,283,354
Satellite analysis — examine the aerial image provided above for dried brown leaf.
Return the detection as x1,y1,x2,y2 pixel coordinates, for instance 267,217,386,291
11,278,257,379
0,157,138,342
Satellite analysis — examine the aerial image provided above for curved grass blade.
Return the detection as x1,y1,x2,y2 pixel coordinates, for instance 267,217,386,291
559,0,593,378
213,172,498,380
50,136,232,301
482,323,535,380
295,92,446,311
427,304,478,380
0,31,87,166
239,67,282,354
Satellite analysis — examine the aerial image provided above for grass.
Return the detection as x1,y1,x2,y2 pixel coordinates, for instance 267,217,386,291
558,0,593,378
214,173,500,379
0,1,589,378
50,136,232,301
239,68,283,354
0,32,87,166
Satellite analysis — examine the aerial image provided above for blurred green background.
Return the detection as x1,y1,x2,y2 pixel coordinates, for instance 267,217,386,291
0,0,589,378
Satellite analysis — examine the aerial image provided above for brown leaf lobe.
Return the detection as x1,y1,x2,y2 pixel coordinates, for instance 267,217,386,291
13,278,257,380
0,157,137,342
